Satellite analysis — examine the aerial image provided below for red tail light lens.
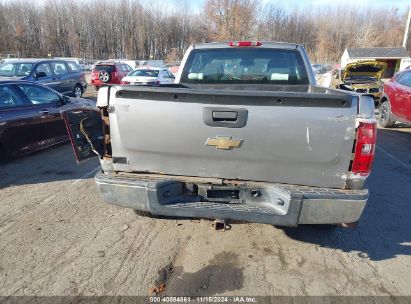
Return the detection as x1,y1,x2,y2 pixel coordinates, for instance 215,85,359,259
228,41,262,47
351,121,377,175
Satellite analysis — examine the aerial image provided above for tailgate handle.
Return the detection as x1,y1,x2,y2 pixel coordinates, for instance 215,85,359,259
204,107,248,128
212,111,238,121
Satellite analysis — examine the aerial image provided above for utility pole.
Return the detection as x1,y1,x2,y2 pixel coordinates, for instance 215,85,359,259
403,4,411,48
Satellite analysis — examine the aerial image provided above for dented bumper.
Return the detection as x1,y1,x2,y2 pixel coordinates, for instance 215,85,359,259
95,172,368,226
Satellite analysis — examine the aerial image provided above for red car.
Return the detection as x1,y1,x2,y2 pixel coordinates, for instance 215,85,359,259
90,62,132,90
379,69,411,127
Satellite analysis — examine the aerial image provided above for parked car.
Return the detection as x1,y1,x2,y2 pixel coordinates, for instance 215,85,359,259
379,69,411,127
90,62,132,90
165,63,180,76
54,57,91,71
137,60,165,68
63,41,376,227
0,80,95,160
311,64,327,75
83,61,94,71
121,67,175,85
0,59,87,97
330,61,387,104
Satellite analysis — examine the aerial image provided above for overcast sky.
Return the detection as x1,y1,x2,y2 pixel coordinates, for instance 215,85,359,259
2,0,409,13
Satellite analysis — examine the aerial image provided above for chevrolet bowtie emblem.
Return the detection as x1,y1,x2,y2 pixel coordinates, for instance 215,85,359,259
205,136,243,150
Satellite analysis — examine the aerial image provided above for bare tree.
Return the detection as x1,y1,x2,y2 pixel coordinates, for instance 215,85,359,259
0,0,408,63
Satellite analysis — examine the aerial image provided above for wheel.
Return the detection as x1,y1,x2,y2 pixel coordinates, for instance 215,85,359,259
73,84,83,98
98,70,111,83
379,101,395,128
133,209,153,218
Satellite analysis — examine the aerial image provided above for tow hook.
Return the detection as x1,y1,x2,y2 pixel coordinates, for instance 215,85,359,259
212,219,231,231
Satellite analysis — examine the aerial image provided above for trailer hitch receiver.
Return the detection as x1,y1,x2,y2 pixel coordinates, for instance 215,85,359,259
212,219,231,231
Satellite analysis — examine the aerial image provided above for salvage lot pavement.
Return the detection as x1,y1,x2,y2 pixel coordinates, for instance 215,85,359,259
0,123,410,296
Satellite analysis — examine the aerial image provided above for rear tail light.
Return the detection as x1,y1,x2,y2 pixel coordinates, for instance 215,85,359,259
228,41,262,47
351,121,377,175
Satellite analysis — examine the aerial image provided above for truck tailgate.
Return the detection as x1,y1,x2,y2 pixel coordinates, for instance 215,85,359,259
107,87,357,188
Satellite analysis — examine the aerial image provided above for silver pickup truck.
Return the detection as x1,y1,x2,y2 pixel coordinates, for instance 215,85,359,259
63,41,376,227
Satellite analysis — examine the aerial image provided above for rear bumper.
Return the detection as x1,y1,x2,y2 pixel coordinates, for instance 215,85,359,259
95,172,368,226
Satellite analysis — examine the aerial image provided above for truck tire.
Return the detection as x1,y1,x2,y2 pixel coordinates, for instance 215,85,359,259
133,209,153,218
379,101,395,128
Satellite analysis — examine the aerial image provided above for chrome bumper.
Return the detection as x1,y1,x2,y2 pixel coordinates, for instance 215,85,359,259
95,172,368,226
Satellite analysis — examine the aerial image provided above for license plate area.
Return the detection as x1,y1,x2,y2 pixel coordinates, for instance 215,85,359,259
155,182,292,217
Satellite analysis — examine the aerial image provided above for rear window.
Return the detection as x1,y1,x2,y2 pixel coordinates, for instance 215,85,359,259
94,65,115,72
0,62,34,77
129,69,159,77
180,48,309,84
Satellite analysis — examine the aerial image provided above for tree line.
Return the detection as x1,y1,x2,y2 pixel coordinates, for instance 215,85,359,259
0,0,407,63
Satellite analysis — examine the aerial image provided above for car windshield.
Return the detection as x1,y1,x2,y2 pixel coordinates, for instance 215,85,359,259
0,62,34,77
128,69,159,77
180,48,309,84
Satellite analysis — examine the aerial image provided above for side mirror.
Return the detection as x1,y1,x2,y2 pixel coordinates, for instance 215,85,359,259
54,95,70,107
35,71,47,78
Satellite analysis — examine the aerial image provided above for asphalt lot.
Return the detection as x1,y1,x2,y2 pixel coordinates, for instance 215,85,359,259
0,97,410,296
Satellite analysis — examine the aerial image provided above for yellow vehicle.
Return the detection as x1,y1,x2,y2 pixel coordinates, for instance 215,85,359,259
330,60,387,101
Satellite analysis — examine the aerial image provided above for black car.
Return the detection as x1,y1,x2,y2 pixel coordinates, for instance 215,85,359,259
0,80,95,160
0,59,88,97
